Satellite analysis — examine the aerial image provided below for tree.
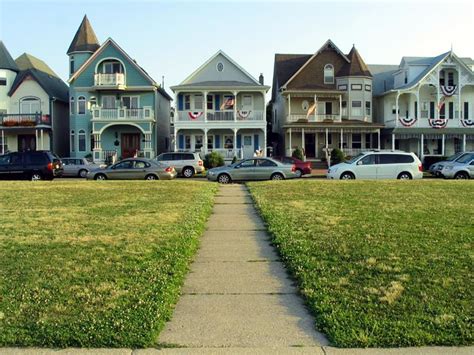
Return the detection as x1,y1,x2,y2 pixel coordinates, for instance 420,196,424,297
292,147,304,160
331,148,345,165
204,151,225,169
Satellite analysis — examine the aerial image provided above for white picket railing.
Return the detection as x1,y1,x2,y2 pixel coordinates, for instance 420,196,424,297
94,73,125,86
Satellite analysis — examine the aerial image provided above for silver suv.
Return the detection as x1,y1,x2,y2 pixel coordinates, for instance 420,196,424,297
155,152,204,178
439,153,474,179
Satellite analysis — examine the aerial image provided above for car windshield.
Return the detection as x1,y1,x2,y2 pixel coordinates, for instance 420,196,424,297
456,153,474,164
346,153,365,164
447,152,464,161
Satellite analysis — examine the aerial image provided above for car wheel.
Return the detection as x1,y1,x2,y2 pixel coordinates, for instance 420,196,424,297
31,172,43,181
145,174,158,180
271,173,284,181
340,172,355,180
182,167,194,178
218,173,231,184
397,172,412,180
78,169,88,178
295,169,303,178
454,172,469,180
94,174,107,181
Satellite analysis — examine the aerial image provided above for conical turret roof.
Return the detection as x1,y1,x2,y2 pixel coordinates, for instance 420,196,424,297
338,45,372,77
67,15,100,55
0,41,19,72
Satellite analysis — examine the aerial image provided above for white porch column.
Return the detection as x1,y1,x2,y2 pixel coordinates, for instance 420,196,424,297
173,128,178,152
395,91,400,127
436,67,440,119
462,134,466,152
1,129,4,154
35,130,39,150
416,88,421,125
204,129,208,155
40,129,44,150
233,128,237,157
441,134,445,156
203,91,208,122
288,128,292,155
458,84,463,119
314,94,317,121
288,94,291,119
325,128,329,150
339,95,342,121
263,129,267,157
301,128,305,159
391,133,395,150
420,134,424,161
340,129,343,150
325,128,330,168
233,91,238,122
377,130,381,150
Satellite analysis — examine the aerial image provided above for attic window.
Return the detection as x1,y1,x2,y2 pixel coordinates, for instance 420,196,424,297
216,62,224,72
0,78,6,86
324,64,334,84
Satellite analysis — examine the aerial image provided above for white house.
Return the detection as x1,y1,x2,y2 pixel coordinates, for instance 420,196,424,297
371,50,474,159
170,50,270,160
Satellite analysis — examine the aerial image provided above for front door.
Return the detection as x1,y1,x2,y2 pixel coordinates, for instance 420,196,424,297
243,135,253,158
121,133,140,158
305,133,316,158
18,135,36,151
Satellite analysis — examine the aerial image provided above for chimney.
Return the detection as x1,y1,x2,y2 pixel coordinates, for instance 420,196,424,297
259,73,264,85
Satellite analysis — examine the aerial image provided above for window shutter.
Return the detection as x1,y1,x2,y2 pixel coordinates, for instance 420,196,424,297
254,134,259,151
215,95,220,111
178,135,184,149
237,134,242,148
178,94,183,111
215,135,220,148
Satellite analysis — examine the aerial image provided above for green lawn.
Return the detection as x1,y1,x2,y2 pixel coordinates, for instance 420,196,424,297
248,180,473,348
0,181,217,348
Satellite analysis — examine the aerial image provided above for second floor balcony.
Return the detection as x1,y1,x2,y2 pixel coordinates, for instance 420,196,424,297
93,73,126,89
287,113,343,123
0,113,51,128
91,106,154,121
176,110,265,123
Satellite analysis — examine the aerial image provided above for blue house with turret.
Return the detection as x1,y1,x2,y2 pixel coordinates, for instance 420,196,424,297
67,15,171,162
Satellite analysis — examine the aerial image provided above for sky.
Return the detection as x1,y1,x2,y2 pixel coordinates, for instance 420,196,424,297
1,0,473,103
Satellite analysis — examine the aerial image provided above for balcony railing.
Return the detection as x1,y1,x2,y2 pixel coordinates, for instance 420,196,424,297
177,110,265,122
94,73,125,86
91,106,154,120
0,113,51,127
287,113,341,122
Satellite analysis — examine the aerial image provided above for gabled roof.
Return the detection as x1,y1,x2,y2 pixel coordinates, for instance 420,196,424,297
68,37,156,85
271,54,311,101
177,50,262,87
8,68,69,102
368,64,398,96
0,41,19,72
67,15,100,55
281,39,350,89
337,46,372,77
15,53,58,77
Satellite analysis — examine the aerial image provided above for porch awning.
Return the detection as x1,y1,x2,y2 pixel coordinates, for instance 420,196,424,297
389,128,474,135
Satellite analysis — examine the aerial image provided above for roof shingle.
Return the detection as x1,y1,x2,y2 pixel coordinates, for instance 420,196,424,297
0,41,19,72
67,15,100,55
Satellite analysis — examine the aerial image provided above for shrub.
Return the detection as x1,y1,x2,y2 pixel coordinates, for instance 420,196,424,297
204,151,225,169
292,147,304,161
331,148,345,165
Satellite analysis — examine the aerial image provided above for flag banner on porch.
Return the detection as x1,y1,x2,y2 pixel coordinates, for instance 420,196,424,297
441,85,457,97
306,102,316,118
461,119,474,127
188,111,203,120
237,110,251,119
220,97,234,110
437,96,446,111
399,117,417,127
429,118,448,129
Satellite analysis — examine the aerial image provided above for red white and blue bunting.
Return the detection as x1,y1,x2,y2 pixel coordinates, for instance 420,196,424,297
429,118,448,129
461,119,474,128
188,111,203,120
237,110,252,119
440,85,457,97
399,117,417,127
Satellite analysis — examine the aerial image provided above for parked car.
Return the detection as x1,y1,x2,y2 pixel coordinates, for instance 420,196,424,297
86,158,177,180
439,153,474,179
207,158,297,183
326,151,423,180
429,152,472,177
61,157,102,178
155,152,204,178
272,156,312,178
0,151,63,181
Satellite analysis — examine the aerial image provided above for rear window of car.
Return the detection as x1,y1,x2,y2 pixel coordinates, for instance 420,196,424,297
182,153,195,160
378,154,414,164
25,152,49,165
282,158,294,164
257,159,277,167
158,153,173,161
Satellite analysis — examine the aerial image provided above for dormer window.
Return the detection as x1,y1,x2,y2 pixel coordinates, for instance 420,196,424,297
324,64,334,84
102,60,123,74
404,71,408,84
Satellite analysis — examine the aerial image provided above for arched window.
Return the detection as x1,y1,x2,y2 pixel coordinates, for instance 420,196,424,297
78,96,86,115
70,131,75,153
70,97,75,114
90,131,95,152
78,130,86,152
324,64,334,84
20,97,41,114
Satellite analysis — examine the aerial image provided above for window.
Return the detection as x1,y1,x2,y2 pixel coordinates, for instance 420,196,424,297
90,131,95,151
440,70,445,86
114,161,133,169
216,62,224,72
365,84,372,91
439,104,445,119
70,97,75,114
238,159,255,168
379,154,414,164
365,133,372,149
244,136,252,145
351,84,362,91
122,96,139,109
352,134,361,149
207,95,214,110
365,101,371,115
429,101,435,118
324,64,334,84
223,95,234,110
78,130,86,152
25,152,49,165
352,101,362,116
338,84,347,90
341,101,347,116
195,135,203,150
20,97,41,114
78,96,86,114
358,154,375,165
327,133,332,145
194,95,203,110
207,135,214,150
185,135,191,150
404,71,408,84
464,102,469,119
69,57,74,75
242,95,252,107
448,102,454,119
134,161,149,169
0,78,6,86
70,131,75,153
102,96,116,109
224,135,233,149
414,101,418,119
103,61,123,74
257,159,277,167
184,95,191,110
448,72,454,86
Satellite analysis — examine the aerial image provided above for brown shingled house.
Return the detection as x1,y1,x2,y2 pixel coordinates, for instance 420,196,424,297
270,39,383,161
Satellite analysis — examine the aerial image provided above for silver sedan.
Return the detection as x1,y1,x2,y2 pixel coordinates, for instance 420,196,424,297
87,158,177,180
207,158,297,183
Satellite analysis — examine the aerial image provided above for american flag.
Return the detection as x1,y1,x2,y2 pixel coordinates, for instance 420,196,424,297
220,97,235,110
306,102,317,118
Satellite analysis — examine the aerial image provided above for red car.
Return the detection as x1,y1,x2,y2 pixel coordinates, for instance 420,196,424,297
272,156,312,178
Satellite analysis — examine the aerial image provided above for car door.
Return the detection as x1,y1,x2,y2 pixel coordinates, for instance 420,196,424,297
467,160,474,177
8,153,25,179
131,160,149,179
377,154,397,179
353,154,377,179
255,159,278,180
158,153,177,173
62,159,75,176
232,159,256,180
108,160,134,179
0,154,11,180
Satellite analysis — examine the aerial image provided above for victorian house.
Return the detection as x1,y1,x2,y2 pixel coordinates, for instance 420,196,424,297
67,15,171,163
0,41,69,156
270,40,383,160
170,50,269,160
371,51,474,159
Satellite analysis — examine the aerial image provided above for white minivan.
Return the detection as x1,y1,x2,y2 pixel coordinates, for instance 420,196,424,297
327,151,423,180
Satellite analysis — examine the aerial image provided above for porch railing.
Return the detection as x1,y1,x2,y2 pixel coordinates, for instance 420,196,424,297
207,111,234,121
94,73,125,86
208,148,242,159
287,114,341,122
177,110,265,122
92,107,154,120
0,113,51,127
